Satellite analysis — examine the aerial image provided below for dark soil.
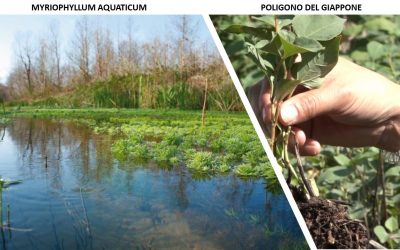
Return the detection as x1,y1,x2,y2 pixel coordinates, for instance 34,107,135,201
291,186,369,249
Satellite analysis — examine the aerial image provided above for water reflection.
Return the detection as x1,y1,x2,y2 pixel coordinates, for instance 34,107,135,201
0,118,305,249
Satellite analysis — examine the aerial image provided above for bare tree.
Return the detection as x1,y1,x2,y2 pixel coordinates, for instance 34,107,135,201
69,17,91,83
16,32,35,95
93,26,115,80
4,16,239,110
173,16,197,80
37,37,50,94
116,18,140,75
49,21,62,89
94,27,105,79
6,65,25,98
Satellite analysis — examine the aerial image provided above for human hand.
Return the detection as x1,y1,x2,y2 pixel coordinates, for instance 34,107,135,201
249,57,400,156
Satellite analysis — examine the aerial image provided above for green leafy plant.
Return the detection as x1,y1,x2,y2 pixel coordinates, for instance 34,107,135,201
374,216,400,248
344,16,400,82
225,15,345,196
0,117,10,125
187,151,217,172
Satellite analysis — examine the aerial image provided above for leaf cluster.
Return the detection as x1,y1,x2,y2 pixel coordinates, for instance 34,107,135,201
343,16,400,82
223,15,344,101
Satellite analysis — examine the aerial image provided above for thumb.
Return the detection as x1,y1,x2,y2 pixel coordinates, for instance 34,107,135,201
279,88,337,126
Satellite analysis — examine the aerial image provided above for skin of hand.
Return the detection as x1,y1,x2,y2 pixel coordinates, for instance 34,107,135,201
249,57,400,156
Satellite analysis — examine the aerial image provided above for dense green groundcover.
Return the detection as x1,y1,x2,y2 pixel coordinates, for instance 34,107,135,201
2,108,277,185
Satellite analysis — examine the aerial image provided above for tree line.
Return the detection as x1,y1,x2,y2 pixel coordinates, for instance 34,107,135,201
1,16,242,111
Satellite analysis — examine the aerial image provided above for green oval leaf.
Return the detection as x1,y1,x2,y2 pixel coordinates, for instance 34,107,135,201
334,154,351,166
273,79,300,101
374,225,389,243
279,34,308,59
294,37,324,52
223,25,271,39
367,41,387,60
293,36,341,86
252,16,293,31
318,166,352,184
385,216,399,233
292,15,345,41
350,50,369,63
259,34,281,55
245,42,274,74
301,78,323,89
388,193,400,206
385,166,400,178
365,17,396,34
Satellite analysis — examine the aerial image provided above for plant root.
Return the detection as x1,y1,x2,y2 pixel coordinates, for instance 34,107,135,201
296,195,369,249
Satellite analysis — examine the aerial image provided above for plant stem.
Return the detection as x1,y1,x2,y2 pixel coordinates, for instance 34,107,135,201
378,150,387,223
270,100,282,154
282,126,298,181
294,142,315,197
270,102,277,151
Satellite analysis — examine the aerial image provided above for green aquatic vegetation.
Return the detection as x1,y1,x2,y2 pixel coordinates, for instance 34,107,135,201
220,153,237,164
0,117,11,125
224,208,238,218
209,137,224,153
112,140,130,161
0,178,21,227
187,151,217,172
235,164,256,176
129,144,151,162
216,163,231,173
0,179,21,190
108,115,272,177
6,108,274,180
249,214,261,225
162,131,184,146
242,145,269,166
151,142,179,165
112,139,150,162
223,137,250,160
192,129,209,148
235,163,273,178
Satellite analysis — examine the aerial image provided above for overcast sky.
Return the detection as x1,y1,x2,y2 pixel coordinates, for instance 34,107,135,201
0,15,214,83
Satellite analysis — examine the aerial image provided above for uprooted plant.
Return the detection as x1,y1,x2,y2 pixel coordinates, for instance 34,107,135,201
225,15,373,248
225,15,344,197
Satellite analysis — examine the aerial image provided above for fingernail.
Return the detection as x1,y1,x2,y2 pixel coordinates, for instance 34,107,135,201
281,104,298,124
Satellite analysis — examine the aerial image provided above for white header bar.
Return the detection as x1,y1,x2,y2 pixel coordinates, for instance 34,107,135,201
0,0,399,15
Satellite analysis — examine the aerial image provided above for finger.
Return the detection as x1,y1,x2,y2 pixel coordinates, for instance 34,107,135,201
301,139,321,156
279,87,340,126
259,78,272,124
289,127,321,156
289,127,306,148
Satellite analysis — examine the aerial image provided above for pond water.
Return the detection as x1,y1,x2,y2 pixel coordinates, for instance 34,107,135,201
0,118,306,249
